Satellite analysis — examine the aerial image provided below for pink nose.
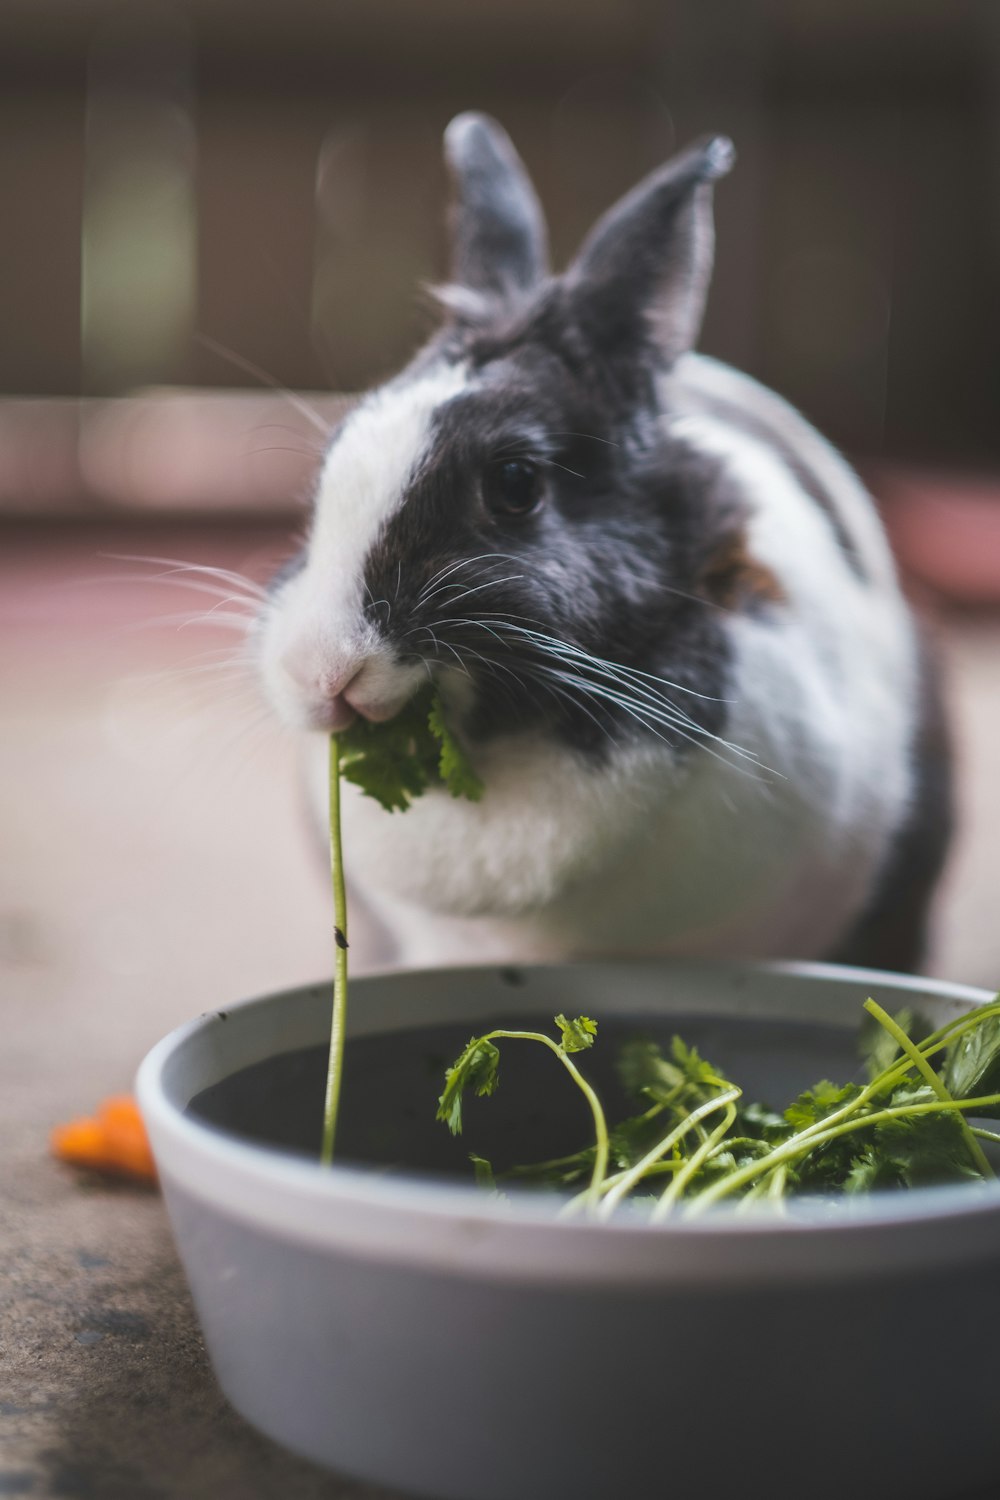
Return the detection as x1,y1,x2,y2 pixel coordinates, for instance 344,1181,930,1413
280,646,364,729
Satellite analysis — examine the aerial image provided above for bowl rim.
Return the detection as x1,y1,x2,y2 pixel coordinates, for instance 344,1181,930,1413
137,958,1000,1287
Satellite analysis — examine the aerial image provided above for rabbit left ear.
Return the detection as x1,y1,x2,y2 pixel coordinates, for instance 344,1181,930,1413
565,135,734,364
443,113,549,299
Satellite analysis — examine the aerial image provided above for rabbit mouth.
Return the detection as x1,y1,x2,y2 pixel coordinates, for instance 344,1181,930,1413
296,658,431,734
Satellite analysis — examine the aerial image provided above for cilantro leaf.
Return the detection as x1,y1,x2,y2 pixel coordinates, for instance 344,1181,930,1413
504,1146,597,1188
784,1079,862,1132
436,1036,501,1135
735,1100,789,1144
843,1147,901,1195
427,697,484,801
944,1002,1000,1116
616,1038,686,1103
617,1037,734,1119
339,688,482,812
872,1102,984,1188
670,1035,724,1088
338,692,439,812
555,1014,597,1053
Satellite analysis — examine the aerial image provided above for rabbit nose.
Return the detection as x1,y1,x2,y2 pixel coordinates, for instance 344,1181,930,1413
280,642,364,714
281,638,359,694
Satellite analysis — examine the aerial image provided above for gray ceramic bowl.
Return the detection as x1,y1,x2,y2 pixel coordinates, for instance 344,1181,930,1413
137,960,1000,1500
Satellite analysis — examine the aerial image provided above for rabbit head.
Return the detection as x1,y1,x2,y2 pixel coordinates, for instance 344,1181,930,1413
258,115,754,764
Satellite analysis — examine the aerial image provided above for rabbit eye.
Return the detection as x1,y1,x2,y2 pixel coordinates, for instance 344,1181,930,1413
484,458,543,518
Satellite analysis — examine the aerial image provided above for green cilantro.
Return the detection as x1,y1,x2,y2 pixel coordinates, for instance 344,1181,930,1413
436,1017,612,1210
735,1100,788,1143
872,1099,983,1187
469,1153,498,1191
427,696,484,802
320,688,484,1164
555,1014,598,1053
944,1004,1000,1116
339,687,482,813
783,1080,862,1132
436,999,1000,1215
860,1005,914,1080
436,1037,501,1135
616,1038,684,1102
670,1035,725,1088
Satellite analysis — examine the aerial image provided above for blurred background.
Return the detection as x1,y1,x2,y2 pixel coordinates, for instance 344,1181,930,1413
4,0,1000,1105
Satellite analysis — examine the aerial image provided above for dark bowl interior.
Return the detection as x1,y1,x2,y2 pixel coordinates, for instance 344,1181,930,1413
188,1011,862,1184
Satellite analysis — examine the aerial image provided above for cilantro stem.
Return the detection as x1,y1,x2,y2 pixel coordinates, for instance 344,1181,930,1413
685,1091,1000,1214
483,1030,610,1209
834,1001,1000,1112
597,1088,741,1220
863,998,994,1179
651,1102,738,1219
559,1158,682,1215
320,733,349,1166
904,1001,1000,1071
734,1175,773,1211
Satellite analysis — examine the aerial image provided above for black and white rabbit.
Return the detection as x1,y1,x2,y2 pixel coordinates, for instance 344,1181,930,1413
257,113,951,972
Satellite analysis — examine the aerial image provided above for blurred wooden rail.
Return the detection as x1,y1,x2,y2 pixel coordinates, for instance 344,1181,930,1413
0,392,351,518
2,0,1000,478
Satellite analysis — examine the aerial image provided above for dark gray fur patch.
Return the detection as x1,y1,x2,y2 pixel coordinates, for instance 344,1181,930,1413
444,113,549,299
564,136,732,368
358,320,774,763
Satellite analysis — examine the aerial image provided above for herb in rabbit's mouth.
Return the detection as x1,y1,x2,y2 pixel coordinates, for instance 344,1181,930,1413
437,1000,1000,1215
337,686,483,815
320,688,482,1164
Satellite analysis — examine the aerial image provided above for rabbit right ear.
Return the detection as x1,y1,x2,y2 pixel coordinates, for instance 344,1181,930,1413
443,113,549,300
565,135,734,365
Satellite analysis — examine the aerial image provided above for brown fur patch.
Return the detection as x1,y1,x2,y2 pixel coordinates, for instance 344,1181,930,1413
700,530,786,611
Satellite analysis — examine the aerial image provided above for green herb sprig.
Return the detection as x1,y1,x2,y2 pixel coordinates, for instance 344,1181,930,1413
320,689,482,1164
337,686,483,814
437,996,1000,1214
437,1015,609,1211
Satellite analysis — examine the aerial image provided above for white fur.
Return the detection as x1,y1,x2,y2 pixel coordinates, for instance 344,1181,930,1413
258,363,469,728
674,353,898,589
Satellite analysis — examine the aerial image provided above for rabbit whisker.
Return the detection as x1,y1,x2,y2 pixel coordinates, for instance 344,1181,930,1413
535,456,586,481
534,665,770,778
99,554,268,600
197,333,333,436
476,621,732,705
430,616,769,774
419,574,525,611
415,553,526,605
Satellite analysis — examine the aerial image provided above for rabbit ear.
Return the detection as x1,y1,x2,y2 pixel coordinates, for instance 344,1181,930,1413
443,113,549,298
565,135,734,363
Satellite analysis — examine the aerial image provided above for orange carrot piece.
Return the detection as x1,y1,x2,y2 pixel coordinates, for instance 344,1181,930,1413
51,1095,157,1183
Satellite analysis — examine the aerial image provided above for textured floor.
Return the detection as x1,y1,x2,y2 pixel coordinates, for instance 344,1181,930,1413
2,522,999,1499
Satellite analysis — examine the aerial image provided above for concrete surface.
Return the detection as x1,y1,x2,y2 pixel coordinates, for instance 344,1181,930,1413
2,523,999,1499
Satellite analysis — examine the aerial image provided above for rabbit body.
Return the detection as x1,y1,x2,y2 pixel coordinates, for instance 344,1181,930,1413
258,117,949,972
